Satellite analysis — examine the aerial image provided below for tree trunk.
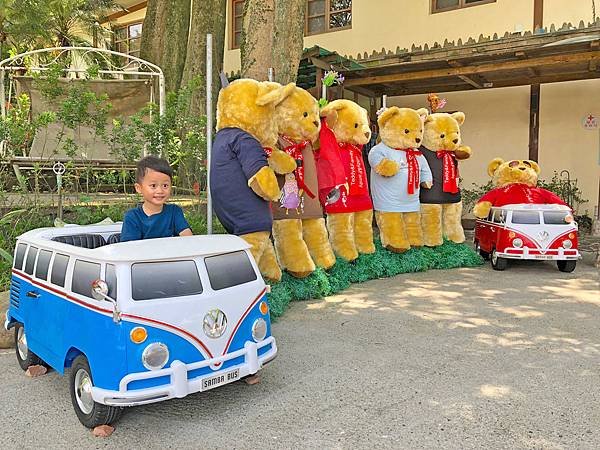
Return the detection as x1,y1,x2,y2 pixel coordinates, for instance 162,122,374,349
140,0,191,93
240,0,274,81
271,0,305,84
181,0,226,117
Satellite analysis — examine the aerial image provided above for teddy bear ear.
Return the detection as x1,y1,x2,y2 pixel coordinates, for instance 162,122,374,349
377,107,399,128
487,157,504,177
256,82,296,107
320,101,346,127
451,112,466,125
527,160,541,175
415,108,429,122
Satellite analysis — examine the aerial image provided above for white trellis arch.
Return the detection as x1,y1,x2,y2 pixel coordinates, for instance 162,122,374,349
0,46,165,118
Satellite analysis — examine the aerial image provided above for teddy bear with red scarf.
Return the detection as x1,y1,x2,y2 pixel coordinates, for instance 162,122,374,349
315,99,375,261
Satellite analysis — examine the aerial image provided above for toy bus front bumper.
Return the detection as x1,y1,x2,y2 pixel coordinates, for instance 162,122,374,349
91,338,277,407
497,247,580,260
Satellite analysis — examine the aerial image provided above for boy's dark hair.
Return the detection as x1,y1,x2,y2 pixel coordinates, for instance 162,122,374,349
136,155,173,182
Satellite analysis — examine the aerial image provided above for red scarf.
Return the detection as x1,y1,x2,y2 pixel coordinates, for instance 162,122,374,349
279,135,315,199
339,141,368,196
397,148,422,194
436,150,459,193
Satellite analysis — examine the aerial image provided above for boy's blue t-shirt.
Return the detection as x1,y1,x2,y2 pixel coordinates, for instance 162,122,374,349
120,203,190,242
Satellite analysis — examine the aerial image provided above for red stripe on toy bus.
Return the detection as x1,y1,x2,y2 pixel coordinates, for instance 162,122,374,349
121,312,213,358
12,269,113,315
222,287,267,355
12,269,213,358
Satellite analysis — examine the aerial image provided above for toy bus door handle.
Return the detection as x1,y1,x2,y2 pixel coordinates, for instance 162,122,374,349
26,290,41,299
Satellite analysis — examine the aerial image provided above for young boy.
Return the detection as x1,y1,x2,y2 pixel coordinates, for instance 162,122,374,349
120,155,193,242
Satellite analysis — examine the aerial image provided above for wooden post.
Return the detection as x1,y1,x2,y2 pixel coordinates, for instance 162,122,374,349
529,0,543,161
528,84,540,161
533,0,544,32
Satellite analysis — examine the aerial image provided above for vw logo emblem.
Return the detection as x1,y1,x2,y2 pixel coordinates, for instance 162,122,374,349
203,309,227,338
538,231,549,241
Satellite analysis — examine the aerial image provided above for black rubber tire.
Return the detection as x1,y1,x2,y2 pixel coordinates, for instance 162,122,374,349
474,240,490,260
491,248,507,271
557,260,576,273
14,324,44,371
69,355,122,428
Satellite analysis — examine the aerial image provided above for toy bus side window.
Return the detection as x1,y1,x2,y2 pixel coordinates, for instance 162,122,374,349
35,250,53,281
24,246,38,275
204,251,258,291
51,254,70,288
72,260,101,299
13,243,27,270
486,209,494,221
492,209,506,224
106,264,117,300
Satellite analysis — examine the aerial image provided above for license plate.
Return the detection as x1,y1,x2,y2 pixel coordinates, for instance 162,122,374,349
532,254,553,260
201,368,240,391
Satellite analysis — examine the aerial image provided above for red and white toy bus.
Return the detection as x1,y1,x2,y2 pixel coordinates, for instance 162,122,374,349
474,203,580,272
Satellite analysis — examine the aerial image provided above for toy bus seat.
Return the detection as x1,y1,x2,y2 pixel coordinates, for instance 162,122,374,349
52,233,107,249
106,233,121,244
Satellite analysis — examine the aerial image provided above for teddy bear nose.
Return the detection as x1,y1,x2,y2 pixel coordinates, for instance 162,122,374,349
453,138,458,144
519,167,526,171
415,137,421,143
313,120,319,128
364,131,370,139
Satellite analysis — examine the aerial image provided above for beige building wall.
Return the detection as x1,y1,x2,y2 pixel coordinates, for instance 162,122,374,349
539,80,600,216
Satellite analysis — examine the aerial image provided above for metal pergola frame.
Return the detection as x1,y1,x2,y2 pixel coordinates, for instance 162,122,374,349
0,46,166,119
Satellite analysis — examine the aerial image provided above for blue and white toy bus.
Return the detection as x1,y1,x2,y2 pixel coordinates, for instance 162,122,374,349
4,224,277,428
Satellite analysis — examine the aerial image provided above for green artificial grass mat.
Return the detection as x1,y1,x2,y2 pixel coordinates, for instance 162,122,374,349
268,239,484,319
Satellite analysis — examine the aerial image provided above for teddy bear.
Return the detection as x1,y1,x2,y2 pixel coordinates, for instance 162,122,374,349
271,85,336,278
473,158,569,218
315,99,375,261
419,112,472,247
368,107,433,252
211,78,297,282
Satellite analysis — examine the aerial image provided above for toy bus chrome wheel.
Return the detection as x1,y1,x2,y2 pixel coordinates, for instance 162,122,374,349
69,355,122,428
490,248,507,271
14,324,43,370
474,240,489,260
557,260,576,273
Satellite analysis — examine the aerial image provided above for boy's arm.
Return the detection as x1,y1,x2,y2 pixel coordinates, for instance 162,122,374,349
174,205,192,236
120,211,142,242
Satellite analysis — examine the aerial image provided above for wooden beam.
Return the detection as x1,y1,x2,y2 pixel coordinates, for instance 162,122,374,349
343,51,600,86
345,85,378,98
376,71,600,97
104,1,147,22
448,60,482,88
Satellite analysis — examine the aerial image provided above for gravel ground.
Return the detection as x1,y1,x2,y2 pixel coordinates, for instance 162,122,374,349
0,253,598,449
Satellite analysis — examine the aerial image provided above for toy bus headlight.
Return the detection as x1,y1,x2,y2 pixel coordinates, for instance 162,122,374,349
562,239,572,249
512,238,523,248
142,343,169,371
252,318,267,342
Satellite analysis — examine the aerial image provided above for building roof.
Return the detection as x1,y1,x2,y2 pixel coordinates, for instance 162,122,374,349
332,20,600,97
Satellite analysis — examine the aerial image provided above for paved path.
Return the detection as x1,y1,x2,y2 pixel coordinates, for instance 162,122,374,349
0,255,598,449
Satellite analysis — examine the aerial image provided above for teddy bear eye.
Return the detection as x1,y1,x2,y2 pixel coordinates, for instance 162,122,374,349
404,129,409,134
303,112,308,118
354,123,358,128
440,134,445,138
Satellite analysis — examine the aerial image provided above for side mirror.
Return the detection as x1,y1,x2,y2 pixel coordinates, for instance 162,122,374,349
91,279,120,323
91,279,109,300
